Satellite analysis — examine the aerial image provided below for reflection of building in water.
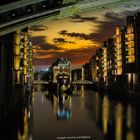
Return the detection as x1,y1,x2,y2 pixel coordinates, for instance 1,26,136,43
87,93,138,140
51,58,71,85
126,105,135,140
17,89,33,140
46,93,72,120
81,85,85,97
115,103,123,140
102,96,110,135
56,96,72,120
0,87,33,140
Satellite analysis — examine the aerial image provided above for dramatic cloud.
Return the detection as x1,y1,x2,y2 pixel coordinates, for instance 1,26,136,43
29,25,48,32
70,14,98,22
32,36,60,51
59,30,95,42
33,45,97,66
105,12,122,20
53,38,75,44
89,19,125,45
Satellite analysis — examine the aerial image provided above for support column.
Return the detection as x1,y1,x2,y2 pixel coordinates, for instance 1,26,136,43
0,33,14,104
81,66,84,80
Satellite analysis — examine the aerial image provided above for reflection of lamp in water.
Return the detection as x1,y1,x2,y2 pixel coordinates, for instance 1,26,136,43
126,105,135,140
127,105,132,128
81,85,84,97
73,85,77,94
115,103,123,140
102,96,110,135
126,131,135,140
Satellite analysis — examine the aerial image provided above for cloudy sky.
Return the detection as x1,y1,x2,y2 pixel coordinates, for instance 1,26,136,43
30,0,140,71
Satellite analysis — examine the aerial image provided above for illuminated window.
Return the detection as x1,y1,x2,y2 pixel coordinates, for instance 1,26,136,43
117,61,122,67
117,68,122,75
117,49,122,55
128,48,134,55
117,56,122,61
127,56,135,63
116,37,121,43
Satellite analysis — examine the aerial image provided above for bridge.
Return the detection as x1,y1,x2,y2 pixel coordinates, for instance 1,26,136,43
34,80,48,85
72,66,93,85
0,0,125,35
72,79,93,85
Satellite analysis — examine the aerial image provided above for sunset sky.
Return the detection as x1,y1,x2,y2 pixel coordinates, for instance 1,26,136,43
30,0,140,71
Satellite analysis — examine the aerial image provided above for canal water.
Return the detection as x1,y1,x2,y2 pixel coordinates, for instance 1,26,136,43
1,85,140,140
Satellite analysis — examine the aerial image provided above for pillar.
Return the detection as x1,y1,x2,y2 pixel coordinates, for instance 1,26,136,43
0,33,14,104
81,66,84,80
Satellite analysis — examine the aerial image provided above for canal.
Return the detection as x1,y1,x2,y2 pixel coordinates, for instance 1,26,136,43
1,85,140,140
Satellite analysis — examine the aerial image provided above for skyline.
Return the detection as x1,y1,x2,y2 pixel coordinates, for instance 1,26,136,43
30,0,140,71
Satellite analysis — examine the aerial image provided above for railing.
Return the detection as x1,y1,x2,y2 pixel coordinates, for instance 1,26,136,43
34,80,48,84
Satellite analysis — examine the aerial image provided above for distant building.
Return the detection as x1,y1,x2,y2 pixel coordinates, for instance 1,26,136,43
51,58,71,84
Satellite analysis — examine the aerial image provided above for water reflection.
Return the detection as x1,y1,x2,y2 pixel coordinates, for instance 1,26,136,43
126,105,135,140
95,95,138,140
83,85,140,140
0,86,33,140
1,85,140,140
46,91,72,121
102,96,110,135
115,103,123,140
